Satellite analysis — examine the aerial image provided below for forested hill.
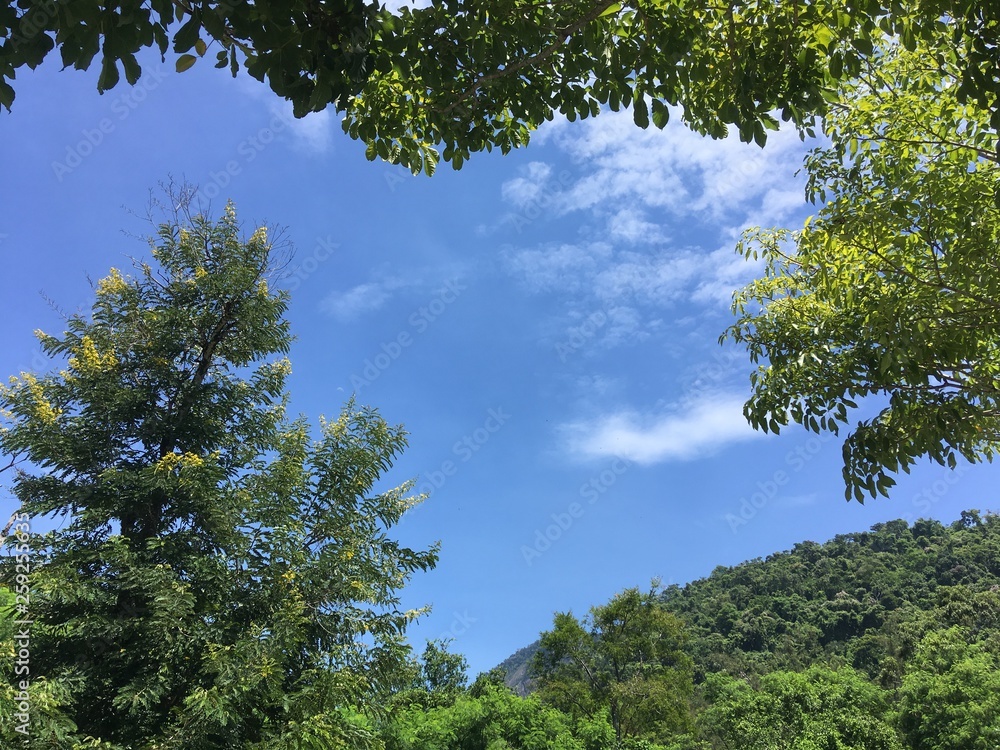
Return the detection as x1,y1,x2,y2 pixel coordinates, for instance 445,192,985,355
502,509,1000,694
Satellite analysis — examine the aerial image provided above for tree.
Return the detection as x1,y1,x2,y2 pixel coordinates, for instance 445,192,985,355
724,31,1000,501
417,639,469,695
388,638,470,711
0,198,437,748
699,666,904,750
341,1,995,174
341,0,832,175
532,585,694,746
6,0,999,174
0,0,377,112
896,627,1000,750
379,678,586,750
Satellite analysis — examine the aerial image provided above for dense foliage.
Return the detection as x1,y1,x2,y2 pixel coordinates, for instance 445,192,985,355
0,201,436,749
725,19,1000,500
496,510,1000,749
532,587,694,746
339,1,998,175
3,1,999,174
661,511,1000,683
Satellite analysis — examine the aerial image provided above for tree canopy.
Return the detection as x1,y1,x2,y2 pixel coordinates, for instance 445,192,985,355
531,585,694,746
700,666,904,750
0,0,377,113
4,1,1000,174
499,511,1000,750
897,627,1000,750
0,199,437,748
725,27,1000,500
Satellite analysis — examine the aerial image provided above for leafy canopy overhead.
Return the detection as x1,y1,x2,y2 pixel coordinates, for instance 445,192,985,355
3,1,999,173
0,196,437,749
725,30,1000,501
0,0,377,112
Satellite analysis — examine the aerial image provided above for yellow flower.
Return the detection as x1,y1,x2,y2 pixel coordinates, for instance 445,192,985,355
96,268,129,296
69,336,117,375
153,451,205,475
13,373,61,426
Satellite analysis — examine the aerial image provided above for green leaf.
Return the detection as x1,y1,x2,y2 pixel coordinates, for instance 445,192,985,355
173,17,200,53
632,94,649,129
829,51,843,79
121,53,141,85
0,79,14,110
176,54,198,73
650,98,669,129
814,25,836,50
422,146,439,177
98,56,120,91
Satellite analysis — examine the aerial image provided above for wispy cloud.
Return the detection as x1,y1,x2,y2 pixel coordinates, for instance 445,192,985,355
237,76,334,155
543,108,809,224
608,207,668,245
562,393,758,464
266,99,334,156
502,242,613,294
502,240,762,345
383,0,433,11
497,108,811,347
501,162,554,208
321,277,409,321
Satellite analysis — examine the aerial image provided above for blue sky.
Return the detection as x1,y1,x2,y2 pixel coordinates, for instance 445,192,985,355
2,42,998,679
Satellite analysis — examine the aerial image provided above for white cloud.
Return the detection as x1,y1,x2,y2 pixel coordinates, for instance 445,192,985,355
237,76,334,155
381,0,432,10
607,208,667,244
592,248,705,306
563,393,758,464
504,242,746,345
689,245,764,307
321,277,407,321
545,108,809,224
267,100,334,156
502,242,613,294
498,107,815,349
501,162,554,208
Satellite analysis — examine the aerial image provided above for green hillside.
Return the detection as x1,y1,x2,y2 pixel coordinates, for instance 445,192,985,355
476,509,1000,749
663,509,1000,683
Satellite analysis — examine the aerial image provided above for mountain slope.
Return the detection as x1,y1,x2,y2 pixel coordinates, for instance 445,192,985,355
501,509,1000,693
